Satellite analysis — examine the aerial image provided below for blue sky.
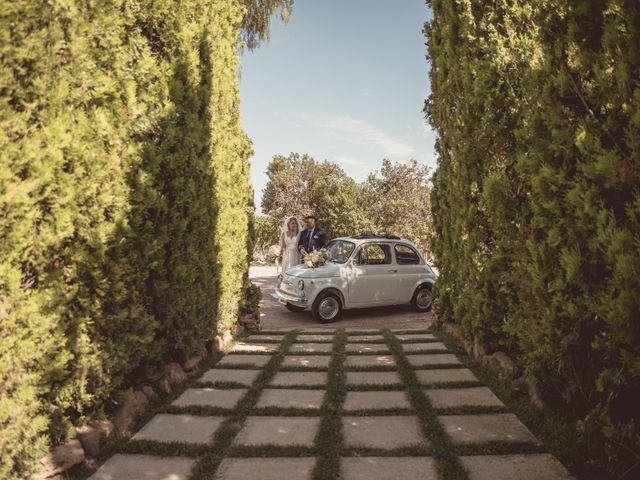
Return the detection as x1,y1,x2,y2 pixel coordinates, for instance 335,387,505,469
239,0,435,211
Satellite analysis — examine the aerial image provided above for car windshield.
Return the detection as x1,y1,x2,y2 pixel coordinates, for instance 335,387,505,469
325,240,356,264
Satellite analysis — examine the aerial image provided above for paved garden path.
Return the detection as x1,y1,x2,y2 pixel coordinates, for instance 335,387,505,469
89,329,574,479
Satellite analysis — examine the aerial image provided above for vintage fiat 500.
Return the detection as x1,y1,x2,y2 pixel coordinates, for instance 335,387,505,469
275,234,437,323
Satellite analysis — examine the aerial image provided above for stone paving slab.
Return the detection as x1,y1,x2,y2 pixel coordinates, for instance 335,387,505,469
256,389,324,409
133,414,224,444
89,454,196,480
346,334,385,342
231,343,279,353
345,343,390,354
406,354,461,367
341,457,438,480
214,457,316,480
218,354,272,367
345,371,402,386
289,342,334,353
415,368,478,384
200,368,261,386
439,413,537,445
344,355,396,369
234,416,320,447
172,388,246,408
343,391,410,411
271,372,328,387
460,454,573,480
402,342,448,353
426,387,504,408
247,334,285,342
343,416,425,449
395,333,436,341
281,355,331,369
270,371,328,387
296,334,335,342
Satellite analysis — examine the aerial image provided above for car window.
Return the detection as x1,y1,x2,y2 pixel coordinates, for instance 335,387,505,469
357,244,392,265
325,240,356,264
395,244,421,265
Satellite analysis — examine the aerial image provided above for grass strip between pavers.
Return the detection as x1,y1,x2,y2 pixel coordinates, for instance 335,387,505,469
434,329,582,477
312,329,347,480
188,330,303,480
383,329,470,480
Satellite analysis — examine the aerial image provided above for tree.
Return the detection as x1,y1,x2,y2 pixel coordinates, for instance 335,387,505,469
240,0,294,50
363,159,433,256
261,152,359,225
0,0,291,477
426,1,640,476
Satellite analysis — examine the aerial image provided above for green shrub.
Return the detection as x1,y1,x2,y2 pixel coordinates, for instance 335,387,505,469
426,0,640,476
0,1,288,477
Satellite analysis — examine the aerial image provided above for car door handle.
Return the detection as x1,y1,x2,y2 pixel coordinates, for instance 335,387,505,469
388,269,398,273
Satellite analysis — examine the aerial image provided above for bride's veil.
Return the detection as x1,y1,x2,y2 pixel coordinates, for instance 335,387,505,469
282,216,301,239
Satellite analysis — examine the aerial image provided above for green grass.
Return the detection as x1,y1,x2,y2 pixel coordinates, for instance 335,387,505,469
73,328,581,480
434,329,586,479
188,331,300,480
312,329,347,480
383,329,470,480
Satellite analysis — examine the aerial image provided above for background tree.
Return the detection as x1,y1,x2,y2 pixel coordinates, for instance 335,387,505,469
260,153,433,249
363,159,433,256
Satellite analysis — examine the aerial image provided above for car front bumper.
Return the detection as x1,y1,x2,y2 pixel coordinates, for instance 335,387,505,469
275,288,307,308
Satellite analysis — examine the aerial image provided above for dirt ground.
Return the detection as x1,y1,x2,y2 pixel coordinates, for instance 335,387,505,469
249,266,434,331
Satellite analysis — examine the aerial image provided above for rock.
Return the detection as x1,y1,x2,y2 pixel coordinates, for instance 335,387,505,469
76,425,101,457
76,420,113,456
182,354,203,372
33,439,85,479
527,375,545,409
472,337,487,358
164,362,187,385
141,384,156,400
489,351,517,380
214,330,234,352
156,377,172,394
113,390,149,433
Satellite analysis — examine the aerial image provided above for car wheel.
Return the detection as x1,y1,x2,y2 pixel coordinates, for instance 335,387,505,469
312,291,343,323
285,303,306,313
412,284,433,312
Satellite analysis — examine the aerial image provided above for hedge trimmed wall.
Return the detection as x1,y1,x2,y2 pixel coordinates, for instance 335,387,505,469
426,0,639,476
0,1,254,477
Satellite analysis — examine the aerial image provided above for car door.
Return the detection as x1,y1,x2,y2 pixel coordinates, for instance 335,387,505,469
347,243,398,306
393,243,423,303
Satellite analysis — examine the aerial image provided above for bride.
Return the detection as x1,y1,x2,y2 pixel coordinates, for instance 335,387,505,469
280,216,301,273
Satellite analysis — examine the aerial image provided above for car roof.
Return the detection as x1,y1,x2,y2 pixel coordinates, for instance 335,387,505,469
333,236,420,249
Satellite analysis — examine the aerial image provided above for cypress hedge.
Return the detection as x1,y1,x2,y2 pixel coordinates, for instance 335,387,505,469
0,1,271,477
426,0,639,476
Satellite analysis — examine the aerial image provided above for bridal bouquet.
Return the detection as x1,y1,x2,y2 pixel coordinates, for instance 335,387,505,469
304,248,329,268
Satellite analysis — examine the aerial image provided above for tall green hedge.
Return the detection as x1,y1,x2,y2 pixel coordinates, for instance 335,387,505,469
427,0,639,476
0,1,262,477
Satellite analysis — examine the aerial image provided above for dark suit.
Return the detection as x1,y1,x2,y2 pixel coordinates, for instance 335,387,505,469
298,227,327,254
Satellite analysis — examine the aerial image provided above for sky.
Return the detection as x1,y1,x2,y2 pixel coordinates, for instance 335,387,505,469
239,0,436,212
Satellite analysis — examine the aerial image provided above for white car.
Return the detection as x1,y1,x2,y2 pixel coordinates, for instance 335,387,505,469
276,234,438,323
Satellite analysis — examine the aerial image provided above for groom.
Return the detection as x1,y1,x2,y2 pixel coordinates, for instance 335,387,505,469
298,215,327,257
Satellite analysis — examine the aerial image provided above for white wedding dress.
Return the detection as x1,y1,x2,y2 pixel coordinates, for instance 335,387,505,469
281,232,300,273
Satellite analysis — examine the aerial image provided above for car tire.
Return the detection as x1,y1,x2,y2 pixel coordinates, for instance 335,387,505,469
312,291,343,323
285,303,306,313
411,284,433,312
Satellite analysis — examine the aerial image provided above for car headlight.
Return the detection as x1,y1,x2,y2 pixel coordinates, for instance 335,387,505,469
298,279,305,291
